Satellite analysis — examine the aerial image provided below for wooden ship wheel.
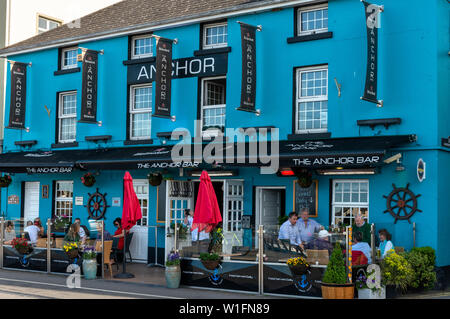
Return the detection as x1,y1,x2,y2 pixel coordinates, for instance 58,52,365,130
85,188,110,220
382,183,422,224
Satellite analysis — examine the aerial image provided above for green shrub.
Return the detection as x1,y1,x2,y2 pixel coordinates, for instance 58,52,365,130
322,243,347,284
405,247,436,290
381,250,414,292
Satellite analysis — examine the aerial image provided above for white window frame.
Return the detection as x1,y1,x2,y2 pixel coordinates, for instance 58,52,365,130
295,65,328,134
37,14,62,34
58,91,77,143
332,179,369,227
60,47,78,70
297,4,329,36
133,180,149,227
203,22,228,49
131,34,154,59
200,76,226,137
54,181,74,220
129,84,152,141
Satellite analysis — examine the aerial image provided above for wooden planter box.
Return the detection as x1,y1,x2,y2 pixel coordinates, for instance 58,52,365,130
321,283,355,299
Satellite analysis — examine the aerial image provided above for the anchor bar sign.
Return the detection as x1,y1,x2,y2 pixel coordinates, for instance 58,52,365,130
154,37,174,119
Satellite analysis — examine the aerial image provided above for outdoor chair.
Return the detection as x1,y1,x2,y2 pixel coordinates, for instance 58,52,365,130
102,240,114,277
110,238,120,270
36,238,47,248
125,232,133,262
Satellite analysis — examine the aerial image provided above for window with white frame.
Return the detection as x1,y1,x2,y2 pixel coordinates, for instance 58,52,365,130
201,77,226,134
38,15,61,34
296,65,328,133
55,181,74,220
133,180,149,226
131,35,153,59
61,47,78,70
203,22,228,49
130,84,152,140
297,4,328,35
224,182,244,233
332,180,369,227
58,92,77,143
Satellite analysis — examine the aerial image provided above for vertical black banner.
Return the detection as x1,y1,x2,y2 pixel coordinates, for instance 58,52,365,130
362,1,380,105
237,23,257,113
154,37,173,118
80,50,99,123
8,62,27,129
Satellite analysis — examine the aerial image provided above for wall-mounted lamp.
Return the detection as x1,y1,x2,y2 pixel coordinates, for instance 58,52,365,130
97,121,103,127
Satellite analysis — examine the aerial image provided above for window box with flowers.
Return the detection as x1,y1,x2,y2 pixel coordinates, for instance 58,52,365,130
287,256,310,276
52,215,71,233
0,174,12,188
81,172,96,187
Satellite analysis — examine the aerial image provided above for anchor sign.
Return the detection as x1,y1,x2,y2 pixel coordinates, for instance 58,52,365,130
208,265,223,286
293,270,313,293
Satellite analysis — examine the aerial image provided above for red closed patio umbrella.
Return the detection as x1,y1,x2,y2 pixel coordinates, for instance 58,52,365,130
191,170,222,234
114,171,142,279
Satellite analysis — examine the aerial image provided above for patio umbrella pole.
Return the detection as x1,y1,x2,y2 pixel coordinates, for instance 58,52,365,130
114,229,134,278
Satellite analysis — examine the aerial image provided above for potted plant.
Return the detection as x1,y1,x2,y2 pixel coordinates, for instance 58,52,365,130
11,238,33,255
170,223,188,240
165,251,181,288
296,169,313,188
381,249,414,298
355,268,386,299
200,252,221,270
81,172,96,187
82,246,97,280
64,242,80,260
52,215,71,233
208,226,223,254
0,174,12,188
321,243,354,299
148,172,163,186
287,256,310,276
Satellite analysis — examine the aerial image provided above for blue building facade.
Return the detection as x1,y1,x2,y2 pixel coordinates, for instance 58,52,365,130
0,0,448,270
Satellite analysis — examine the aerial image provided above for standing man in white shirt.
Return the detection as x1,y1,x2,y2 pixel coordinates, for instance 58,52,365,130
278,212,303,247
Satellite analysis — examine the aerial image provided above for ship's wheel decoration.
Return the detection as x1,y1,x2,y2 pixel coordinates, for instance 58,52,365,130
85,188,110,220
382,183,422,224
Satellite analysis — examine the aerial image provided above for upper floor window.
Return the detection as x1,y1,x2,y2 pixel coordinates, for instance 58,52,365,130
130,84,152,140
61,47,78,70
131,35,153,59
295,65,328,133
58,91,77,143
200,76,226,135
37,15,62,34
203,22,228,49
297,4,328,36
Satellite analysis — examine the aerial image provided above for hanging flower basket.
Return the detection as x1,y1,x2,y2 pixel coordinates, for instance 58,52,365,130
296,169,313,188
11,238,33,255
81,172,96,187
200,253,221,270
0,175,12,188
148,173,163,186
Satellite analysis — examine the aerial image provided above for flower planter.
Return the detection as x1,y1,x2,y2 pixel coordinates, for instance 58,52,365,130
165,265,181,288
82,259,97,280
358,287,386,299
321,283,355,299
66,249,79,259
288,264,309,276
201,260,221,270
82,180,95,187
16,246,32,255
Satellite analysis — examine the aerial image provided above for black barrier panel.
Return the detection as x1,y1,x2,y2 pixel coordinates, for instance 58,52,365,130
263,264,325,297
3,246,47,271
180,259,259,293
50,249,82,274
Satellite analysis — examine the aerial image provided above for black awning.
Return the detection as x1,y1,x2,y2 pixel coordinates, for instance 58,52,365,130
278,134,417,168
0,134,416,173
0,150,77,173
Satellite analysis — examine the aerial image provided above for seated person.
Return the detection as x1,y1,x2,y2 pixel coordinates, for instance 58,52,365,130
96,229,113,241
278,212,302,248
184,209,209,242
352,213,371,244
24,221,41,244
352,231,372,265
305,229,333,256
112,218,130,262
4,221,17,244
74,218,89,243
297,208,323,246
34,217,45,238
64,223,81,244
378,229,394,259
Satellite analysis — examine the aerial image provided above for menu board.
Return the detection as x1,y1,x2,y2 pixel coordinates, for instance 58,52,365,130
156,181,167,223
293,180,318,217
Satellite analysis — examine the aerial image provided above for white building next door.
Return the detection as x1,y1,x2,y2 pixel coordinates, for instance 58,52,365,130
129,180,149,263
24,182,40,224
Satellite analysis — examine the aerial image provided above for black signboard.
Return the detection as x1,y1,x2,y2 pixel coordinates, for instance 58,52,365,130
154,37,174,118
127,53,229,85
237,23,257,113
80,50,99,123
442,137,450,149
361,1,381,105
293,180,318,217
8,62,28,129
